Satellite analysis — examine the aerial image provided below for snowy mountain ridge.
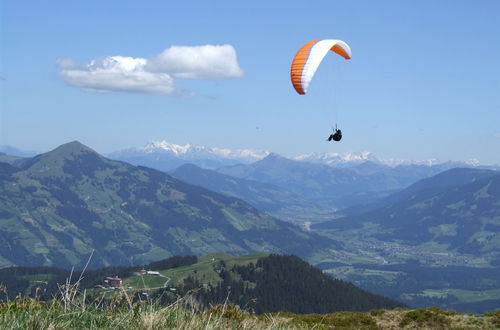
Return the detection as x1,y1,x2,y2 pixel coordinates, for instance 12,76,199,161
112,140,270,162
110,141,481,168
295,152,481,167
3,141,484,168
293,151,379,165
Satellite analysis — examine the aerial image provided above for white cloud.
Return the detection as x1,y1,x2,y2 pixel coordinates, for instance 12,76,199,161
59,56,176,95
147,45,244,79
57,44,244,95
493,132,500,138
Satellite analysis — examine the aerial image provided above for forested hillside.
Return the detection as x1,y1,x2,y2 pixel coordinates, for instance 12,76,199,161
173,254,404,313
0,254,403,314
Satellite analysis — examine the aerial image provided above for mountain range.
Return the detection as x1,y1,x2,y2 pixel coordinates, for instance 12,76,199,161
0,152,23,165
4,141,494,170
101,141,492,214
314,167,500,259
170,163,323,224
107,141,271,171
3,140,491,225
0,146,37,158
215,153,468,212
106,140,488,171
0,141,337,269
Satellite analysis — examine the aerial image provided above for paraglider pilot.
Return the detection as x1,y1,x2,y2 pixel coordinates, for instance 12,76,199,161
327,128,342,142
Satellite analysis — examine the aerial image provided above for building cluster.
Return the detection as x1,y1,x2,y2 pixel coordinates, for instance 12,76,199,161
94,269,161,290
94,276,123,290
132,269,160,276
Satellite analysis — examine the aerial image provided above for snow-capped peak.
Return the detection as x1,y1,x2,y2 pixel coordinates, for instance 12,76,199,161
377,158,441,167
291,152,482,168
143,141,192,155
138,140,270,161
465,158,480,167
109,141,486,169
293,151,378,165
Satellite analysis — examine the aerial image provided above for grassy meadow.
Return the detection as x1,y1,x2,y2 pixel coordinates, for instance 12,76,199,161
1,296,499,330
123,253,267,290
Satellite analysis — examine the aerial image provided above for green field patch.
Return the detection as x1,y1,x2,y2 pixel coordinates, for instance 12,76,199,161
409,196,440,210
22,274,56,282
72,237,90,253
446,200,466,210
221,209,251,231
161,253,265,286
468,231,497,245
325,266,401,282
473,183,491,200
122,253,268,290
429,224,457,236
242,239,278,254
0,255,14,268
19,274,56,295
421,289,449,299
349,256,385,264
133,247,172,264
450,288,500,303
124,274,166,289
324,267,358,281
359,269,402,280
421,288,500,304
417,241,451,252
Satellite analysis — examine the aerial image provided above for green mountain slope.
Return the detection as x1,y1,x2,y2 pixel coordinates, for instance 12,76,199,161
314,168,500,257
311,168,500,313
0,141,338,269
170,163,329,223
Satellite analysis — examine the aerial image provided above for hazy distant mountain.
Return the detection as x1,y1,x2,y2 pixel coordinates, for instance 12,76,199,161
0,145,38,158
0,141,337,269
170,163,327,223
106,140,490,173
0,152,23,165
107,141,270,171
216,153,461,210
104,141,492,214
293,151,482,168
293,151,379,166
314,168,500,258
5,141,489,221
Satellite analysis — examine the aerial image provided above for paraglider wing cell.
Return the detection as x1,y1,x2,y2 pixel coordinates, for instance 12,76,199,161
290,39,351,95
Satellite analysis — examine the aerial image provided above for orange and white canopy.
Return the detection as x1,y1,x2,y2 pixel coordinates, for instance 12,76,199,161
290,39,351,95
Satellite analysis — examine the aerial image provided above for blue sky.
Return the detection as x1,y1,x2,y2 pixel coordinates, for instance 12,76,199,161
1,0,499,164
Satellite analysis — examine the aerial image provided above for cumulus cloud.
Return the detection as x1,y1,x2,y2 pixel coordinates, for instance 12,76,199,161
59,56,175,94
147,45,244,79
57,44,243,95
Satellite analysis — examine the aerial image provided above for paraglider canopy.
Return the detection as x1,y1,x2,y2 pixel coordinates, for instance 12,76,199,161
290,39,351,95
